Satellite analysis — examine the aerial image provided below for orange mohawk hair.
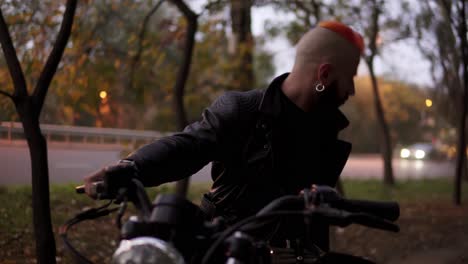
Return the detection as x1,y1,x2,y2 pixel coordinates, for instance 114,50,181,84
318,21,364,54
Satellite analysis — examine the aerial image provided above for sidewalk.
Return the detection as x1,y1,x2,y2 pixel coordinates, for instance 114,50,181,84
0,139,125,150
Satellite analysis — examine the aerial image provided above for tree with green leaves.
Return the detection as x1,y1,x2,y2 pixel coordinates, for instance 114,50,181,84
414,0,467,204
0,0,77,262
342,76,434,152
203,0,258,91
342,0,403,185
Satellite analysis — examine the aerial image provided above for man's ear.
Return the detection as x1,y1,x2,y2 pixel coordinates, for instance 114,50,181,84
317,63,332,85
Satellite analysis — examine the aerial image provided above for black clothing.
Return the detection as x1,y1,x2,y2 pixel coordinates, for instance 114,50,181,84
126,73,351,249
276,88,345,194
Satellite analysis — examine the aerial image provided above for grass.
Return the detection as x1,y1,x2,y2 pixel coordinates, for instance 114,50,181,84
1,179,466,231
1,179,467,263
0,182,210,234
0,182,212,263
0,179,466,232
342,178,468,202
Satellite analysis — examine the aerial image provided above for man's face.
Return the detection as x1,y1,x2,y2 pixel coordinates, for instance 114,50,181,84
321,56,359,108
317,80,342,108
335,73,356,106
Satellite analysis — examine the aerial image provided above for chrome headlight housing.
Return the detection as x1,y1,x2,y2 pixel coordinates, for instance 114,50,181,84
112,237,185,264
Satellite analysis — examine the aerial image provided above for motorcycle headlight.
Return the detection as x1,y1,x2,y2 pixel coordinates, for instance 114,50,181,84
112,237,185,264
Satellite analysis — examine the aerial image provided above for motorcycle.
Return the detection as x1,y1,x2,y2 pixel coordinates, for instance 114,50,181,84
62,173,400,264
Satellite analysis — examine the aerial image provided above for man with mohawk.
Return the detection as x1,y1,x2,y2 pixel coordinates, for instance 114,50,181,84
84,21,363,251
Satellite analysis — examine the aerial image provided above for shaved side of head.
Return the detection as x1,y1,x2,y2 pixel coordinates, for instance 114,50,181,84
293,25,362,75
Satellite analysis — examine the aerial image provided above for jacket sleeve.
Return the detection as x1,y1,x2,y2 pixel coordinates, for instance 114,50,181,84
125,92,240,187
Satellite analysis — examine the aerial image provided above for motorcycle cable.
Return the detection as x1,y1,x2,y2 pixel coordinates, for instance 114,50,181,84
201,206,399,264
201,210,314,264
60,199,120,264
303,188,313,248
116,196,128,229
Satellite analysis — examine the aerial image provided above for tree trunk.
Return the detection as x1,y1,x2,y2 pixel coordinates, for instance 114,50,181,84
0,1,76,262
230,0,255,91
454,102,467,205
464,158,468,182
169,0,198,197
367,60,395,185
18,101,56,264
454,0,467,205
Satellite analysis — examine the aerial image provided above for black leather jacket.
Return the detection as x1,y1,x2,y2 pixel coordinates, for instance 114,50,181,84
127,73,351,224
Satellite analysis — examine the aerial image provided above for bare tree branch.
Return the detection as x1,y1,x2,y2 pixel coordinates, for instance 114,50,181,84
0,8,28,98
33,0,77,113
0,89,13,99
129,0,165,90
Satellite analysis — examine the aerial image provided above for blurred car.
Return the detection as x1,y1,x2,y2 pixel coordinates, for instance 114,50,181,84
398,142,448,160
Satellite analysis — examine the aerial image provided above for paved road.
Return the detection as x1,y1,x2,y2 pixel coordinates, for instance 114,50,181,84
0,142,455,185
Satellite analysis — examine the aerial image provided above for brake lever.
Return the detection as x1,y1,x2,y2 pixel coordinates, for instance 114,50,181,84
310,185,343,206
309,207,352,227
308,207,399,232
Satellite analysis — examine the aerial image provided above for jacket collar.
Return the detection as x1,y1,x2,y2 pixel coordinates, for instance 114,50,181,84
258,72,350,131
258,73,289,118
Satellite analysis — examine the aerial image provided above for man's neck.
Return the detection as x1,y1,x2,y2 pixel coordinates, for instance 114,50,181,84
281,72,319,113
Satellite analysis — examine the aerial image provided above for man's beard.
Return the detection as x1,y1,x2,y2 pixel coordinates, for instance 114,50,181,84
317,81,346,109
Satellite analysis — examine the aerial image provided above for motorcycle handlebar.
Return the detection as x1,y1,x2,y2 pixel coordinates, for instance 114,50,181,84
331,199,400,222
75,182,108,199
311,207,399,233
250,193,400,233
350,212,400,232
75,178,401,231
255,188,400,223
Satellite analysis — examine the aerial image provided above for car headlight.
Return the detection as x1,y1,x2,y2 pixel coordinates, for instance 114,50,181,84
400,148,410,158
415,150,426,159
112,237,185,264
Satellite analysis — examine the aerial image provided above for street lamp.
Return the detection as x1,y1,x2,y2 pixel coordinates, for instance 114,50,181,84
99,90,108,100
99,90,110,116
425,99,432,108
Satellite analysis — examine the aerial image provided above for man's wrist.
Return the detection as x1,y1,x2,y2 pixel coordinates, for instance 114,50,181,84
118,159,140,178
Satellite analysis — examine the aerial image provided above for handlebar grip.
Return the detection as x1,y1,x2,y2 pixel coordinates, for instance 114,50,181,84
75,185,85,194
351,213,400,232
333,199,400,222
